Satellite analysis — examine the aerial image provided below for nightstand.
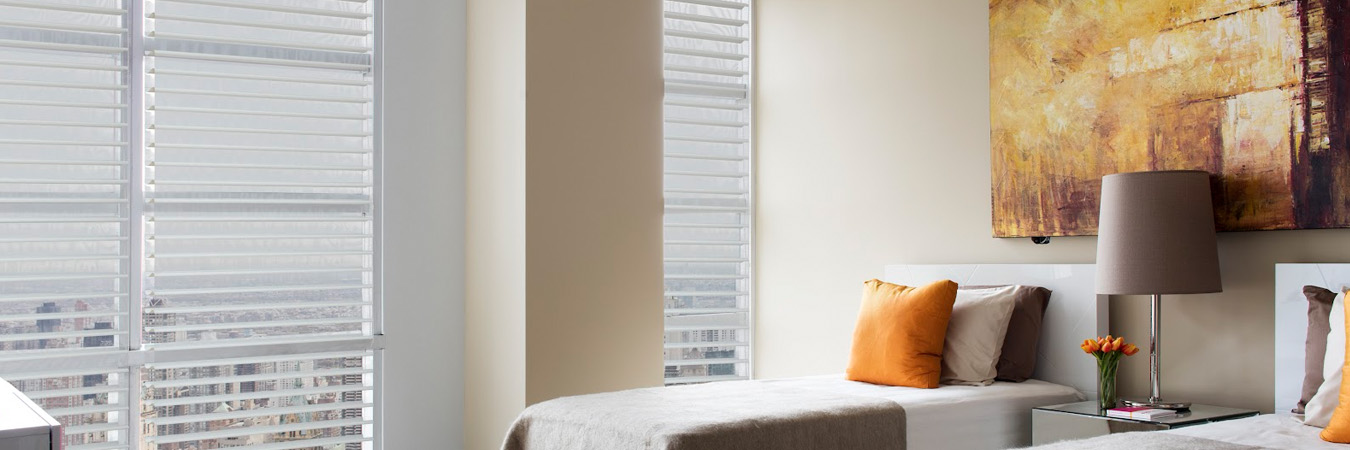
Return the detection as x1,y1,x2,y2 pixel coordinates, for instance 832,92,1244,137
1031,401,1260,445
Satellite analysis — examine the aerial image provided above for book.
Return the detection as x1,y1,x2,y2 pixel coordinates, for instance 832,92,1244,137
1106,406,1177,420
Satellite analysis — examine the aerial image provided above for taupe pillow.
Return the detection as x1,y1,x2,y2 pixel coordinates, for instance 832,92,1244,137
1296,285,1338,414
961,285,1052,382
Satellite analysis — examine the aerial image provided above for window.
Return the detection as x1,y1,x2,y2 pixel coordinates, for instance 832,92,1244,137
661,0,752,385
0,1,380,448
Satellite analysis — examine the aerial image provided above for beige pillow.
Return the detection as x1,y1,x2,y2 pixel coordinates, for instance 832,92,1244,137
940,285,1018,386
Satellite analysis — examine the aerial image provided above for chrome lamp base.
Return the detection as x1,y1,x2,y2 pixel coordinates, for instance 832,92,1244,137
1122,398,1191,410
1129,293,1190,411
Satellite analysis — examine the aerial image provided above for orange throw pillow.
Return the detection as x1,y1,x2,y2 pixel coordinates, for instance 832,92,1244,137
846,279,958,388
1323,289,1350,443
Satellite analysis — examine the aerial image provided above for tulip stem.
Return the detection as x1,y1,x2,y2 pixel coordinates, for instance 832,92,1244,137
1097,351,1121,409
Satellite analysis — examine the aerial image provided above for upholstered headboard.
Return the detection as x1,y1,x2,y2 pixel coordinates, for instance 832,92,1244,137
883,264,1107,397
1274,264,1350,414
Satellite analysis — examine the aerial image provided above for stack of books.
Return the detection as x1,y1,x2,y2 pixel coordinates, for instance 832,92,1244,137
1105,406,1178,420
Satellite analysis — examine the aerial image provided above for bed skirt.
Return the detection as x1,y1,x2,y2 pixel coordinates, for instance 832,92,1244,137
502,380,907,450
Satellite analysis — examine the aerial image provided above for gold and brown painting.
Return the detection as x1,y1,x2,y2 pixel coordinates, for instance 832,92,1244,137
990,0,1349,237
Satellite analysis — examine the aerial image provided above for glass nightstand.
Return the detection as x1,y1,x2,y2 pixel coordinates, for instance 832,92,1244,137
1031,400,1260,445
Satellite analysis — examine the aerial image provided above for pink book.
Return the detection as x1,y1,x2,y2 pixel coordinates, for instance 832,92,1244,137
1106,406,1176,420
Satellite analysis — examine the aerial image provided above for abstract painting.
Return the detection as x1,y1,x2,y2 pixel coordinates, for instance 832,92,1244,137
990,0,1349,237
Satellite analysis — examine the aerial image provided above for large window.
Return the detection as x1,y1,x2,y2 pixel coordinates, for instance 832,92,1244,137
662,0,752,385
0,1,380,448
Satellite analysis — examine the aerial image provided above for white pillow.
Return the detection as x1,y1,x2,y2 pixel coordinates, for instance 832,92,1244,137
1305,293,1345,427
940,286,1019,386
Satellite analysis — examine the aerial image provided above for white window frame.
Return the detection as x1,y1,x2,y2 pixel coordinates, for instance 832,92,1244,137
0,1,387,448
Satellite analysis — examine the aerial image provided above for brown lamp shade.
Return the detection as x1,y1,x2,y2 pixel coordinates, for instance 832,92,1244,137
1096,170,1222,295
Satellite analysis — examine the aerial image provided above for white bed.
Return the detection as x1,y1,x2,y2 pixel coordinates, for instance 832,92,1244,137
505,264,1105,450
1165,414,1346,449
762,375,1084,449
1030,263,1350,449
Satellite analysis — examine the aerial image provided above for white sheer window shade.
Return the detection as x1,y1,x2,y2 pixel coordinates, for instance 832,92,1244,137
0,1,381,449
141,0,375,350
0,2,132,448
662,0,752,385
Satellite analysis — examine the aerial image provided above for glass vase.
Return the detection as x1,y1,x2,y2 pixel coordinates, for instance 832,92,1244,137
1098,356,1119,410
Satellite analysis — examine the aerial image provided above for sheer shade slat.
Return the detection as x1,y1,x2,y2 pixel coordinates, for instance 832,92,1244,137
147,50,371,71
670,0,748,9
149,400,369,425
145,13,373,36
146,381,360,407
67,444,129,450
0,0,125,15
663,0,752,385
155,0,373,19
199,435,366,450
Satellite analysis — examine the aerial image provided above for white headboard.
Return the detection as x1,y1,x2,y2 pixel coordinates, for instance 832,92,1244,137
1275,264,1350,414
884,264,1107,397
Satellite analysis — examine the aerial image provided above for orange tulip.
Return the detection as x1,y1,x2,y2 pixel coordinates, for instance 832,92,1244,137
1122,343,1140,356
1111,337,1124,352
1083,339,1100,353
1101,339,1116,353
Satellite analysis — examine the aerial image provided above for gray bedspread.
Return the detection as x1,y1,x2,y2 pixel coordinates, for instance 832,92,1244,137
502,380,907,450
1025,432,1265,450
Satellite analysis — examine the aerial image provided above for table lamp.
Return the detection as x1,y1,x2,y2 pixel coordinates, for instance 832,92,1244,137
1095,170,1223,410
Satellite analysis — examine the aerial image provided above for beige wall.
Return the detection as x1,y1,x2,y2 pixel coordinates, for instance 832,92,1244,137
465,0,526,449
523,0,665,405
465,0,664,447
755,0,1350,413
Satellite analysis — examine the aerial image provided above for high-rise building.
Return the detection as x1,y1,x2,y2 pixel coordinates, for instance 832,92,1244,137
35,302,61,333
144,298,183,344
72,300,90,333
35,302,62,349
235,363,260,394
82,322,115,349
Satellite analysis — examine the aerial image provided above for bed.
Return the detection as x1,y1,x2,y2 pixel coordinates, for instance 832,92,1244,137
761,375,1082,449
1165,414,1347,449
503,264,1105,450
1026,263,1350,449
1028,414,1339,449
